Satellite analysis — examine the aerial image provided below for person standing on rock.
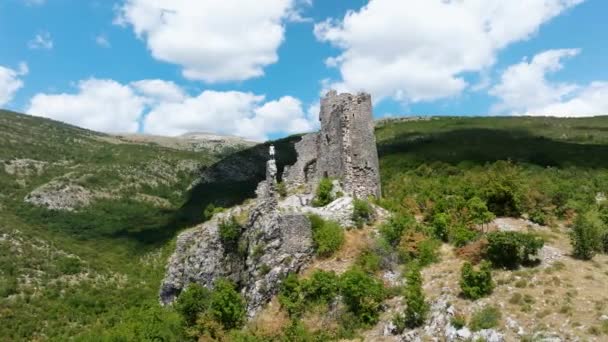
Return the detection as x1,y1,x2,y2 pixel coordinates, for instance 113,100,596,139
269,145,275,160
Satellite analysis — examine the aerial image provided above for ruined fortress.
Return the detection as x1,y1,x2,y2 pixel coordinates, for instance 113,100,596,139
283,90,381,198
160,91,382,315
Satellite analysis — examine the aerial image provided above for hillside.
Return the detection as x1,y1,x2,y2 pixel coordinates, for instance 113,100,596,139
2,112,608,340
0,110,296,341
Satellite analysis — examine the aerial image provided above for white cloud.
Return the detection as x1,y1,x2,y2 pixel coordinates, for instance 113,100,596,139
0,63,28,107
490,49,608,116
28,31,53,50
95,34,111,48
115,0,297,83
144,91,316,141
131,79,186,103
315,0,583,104
26,78,316,140
27,79,146,133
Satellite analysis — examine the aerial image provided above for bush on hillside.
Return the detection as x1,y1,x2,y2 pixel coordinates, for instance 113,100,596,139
339,268,385,325
312,178,334,207
460,261,494,300
449,225,479,247
570,210,605,260
397,231,440,267
380,214,417,246
208,279,246,330
470,306,501,332
175,284,212,326
402,263,428,328
218,216,242,252
278,273,305,317
302,270,340,304
308,214,345,258
352,199,374,228
485,231,544,268
431,212,450,242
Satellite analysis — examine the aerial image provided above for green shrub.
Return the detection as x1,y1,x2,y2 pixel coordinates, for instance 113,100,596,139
277,181,288,198
339,268,385,325
380,214,416,246
470,306,501,331
203,204,225,221
356,249,382,274
467,197,495,228
460,261,494,300
397,232,440,267
570,210,604,260
602,231,608,254
486,231,544,268
175,283,212,326
209,279,246,330
352,199,374,228
218,216,242,252
451,313,467,329
402,263,428,328
278,273,305,317
312,178,334,207
309,214,345,258
431,212,449,241
302,270,340,304
449,225,478,247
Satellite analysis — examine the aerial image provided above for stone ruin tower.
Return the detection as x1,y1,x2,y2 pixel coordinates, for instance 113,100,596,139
284,90,381,199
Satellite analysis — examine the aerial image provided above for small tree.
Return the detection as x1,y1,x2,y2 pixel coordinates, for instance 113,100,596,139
460,261,494,300
312,178,334,207
339,268,385,325
209,279,246,330
402,263,428,328
175,284,212,326
431,212,450,242
467,197,495,233
570,210,604,260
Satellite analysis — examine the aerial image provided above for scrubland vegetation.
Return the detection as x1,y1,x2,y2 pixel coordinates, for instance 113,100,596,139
3,112,608,340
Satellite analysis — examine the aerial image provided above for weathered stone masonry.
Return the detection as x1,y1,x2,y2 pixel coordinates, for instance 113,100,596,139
284,90,381,199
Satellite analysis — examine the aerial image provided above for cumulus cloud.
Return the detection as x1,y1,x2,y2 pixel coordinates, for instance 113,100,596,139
26,78,317,140
144,91,316,141
490,49,608,116
315,0,583,103
131,79,186,103
115,0,297,83
0,63,28,107
28,31,53,50
27,79,146,133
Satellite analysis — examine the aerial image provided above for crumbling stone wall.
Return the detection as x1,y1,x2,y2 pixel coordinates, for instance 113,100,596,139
284,91,381,199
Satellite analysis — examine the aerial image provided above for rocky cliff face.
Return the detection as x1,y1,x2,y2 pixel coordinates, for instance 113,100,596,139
159,183,313,316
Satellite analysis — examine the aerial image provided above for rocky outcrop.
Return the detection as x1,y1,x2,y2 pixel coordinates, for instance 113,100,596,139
284,91,381,199
159,188,313,316
160,91,384,316
24,180,93,211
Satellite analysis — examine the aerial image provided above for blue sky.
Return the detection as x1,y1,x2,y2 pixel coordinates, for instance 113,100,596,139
1,0,607,140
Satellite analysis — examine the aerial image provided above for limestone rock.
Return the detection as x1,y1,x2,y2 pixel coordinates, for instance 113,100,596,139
159,199,313,316
24,180,92,211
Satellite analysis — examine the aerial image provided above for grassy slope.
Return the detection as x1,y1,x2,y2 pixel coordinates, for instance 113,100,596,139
0,110,295,340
